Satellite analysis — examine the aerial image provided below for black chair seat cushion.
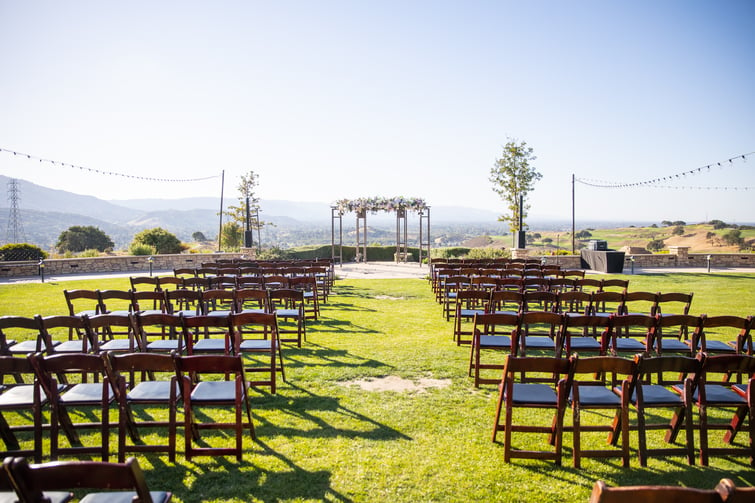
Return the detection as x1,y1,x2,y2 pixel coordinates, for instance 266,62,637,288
80,491,171,503
571,385,620,406
127,381,180,403
479,335,511,348
191,381,236,402
509,383,558,405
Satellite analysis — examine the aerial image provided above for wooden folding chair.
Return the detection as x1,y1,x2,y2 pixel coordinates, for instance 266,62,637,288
589,480,723,503
652,314,700,355
692,315,751,354
9,456,172,503
453,290,489,346
559,314,610,357
607,314,655,355
104,352,181,462
269,289,306,347
692,354,755,466
0,457,72,503
0,356,46,463
228,312,285,393
31,352,116,461
468,313,519,387
616,353,702,466
492,355,570,465
181,314,232,355
134,313,186,353
174,354,255,461
567,354,635,468
87,313,139,354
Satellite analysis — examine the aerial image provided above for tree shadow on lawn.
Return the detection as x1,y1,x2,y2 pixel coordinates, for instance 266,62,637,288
252,383,411,442
156,442,354,503
311,317,380,334
511,449,755,493
276,343,388,370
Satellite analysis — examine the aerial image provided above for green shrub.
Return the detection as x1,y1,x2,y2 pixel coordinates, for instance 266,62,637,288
78,249,101,258
131,227,185,254
465,247,510,260
0,243,47,261
129,243,156,256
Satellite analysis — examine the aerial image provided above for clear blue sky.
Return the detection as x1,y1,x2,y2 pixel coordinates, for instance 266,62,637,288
1,1,753,223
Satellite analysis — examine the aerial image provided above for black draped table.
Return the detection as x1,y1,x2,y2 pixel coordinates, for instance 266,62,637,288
580,250,626,273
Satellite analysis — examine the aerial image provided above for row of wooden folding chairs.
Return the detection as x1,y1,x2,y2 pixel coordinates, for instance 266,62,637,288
0,350,258,464
590,478,755,503
438,277,633,316
2,305,296,359
467,311,754,386
492,352,755,468
130,273,330,302
1,456,172,502
68,284,316,326
452,289,694,334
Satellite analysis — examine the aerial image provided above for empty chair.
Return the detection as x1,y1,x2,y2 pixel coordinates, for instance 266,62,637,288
181,315,232,355
130,289,168,316
1,315,58,356
105,351,181,462
560,269,585,279
269,289,306,347
589,480,724,503
31,352,116,461
165,289,203,318
576,278,603,294
134,313,186,353
64,289,102,318
559,314,609,357
235,288,268,315
468,313,519,387
691,354,755,466
655,291,693,316
600,279,629,292
290,276,321,320
182,277,212,291
202,289,235,318
129,276,161,292
441,276,469,321
557,290,592,319
488,290,523,316
615,353,702,466
518,311,562,356
38,315,93,354
547,277,576,294
522,290,558,313
453,290,489,346
492,355,570,465
607,314,655,354
567,354,636,468
209,275,237,290
9,456,172,503
652,314,700,355
97,289,133,316
228,312,285,393
622,291,658,317
155,276,184,292
591,291,625,319
87,313,138,353
173,267,196,278
691,315,751,354
0,356,46,462
235,275,265,290
174,354,255,461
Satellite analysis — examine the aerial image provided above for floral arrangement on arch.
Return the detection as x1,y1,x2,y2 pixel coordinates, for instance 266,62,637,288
334,197,428,214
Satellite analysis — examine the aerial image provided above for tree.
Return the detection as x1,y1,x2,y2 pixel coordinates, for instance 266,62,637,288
56,225,114,253
722,229,744,247
220,222,242,250
130,227,184,254
192,231,207,242
647,239,665,252
672,225,685,236
709,219,728,230
224,171,269,245
575,230,592,239
489,140,542,237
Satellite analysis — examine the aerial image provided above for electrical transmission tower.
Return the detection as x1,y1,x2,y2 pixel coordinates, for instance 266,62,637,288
5,178,25,244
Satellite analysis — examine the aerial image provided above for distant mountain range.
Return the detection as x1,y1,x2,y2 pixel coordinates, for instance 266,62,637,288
0,175,518,250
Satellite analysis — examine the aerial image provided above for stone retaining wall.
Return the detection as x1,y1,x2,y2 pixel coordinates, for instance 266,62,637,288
0,253,244,278
1,250,753,279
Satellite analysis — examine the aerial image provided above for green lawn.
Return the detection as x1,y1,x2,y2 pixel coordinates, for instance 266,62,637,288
0,273,754,502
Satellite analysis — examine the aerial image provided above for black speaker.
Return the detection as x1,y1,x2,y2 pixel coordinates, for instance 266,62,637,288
516,231,526,249
244,230,253,248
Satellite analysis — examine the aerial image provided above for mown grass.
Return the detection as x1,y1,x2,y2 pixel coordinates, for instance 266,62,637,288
0,272,754,502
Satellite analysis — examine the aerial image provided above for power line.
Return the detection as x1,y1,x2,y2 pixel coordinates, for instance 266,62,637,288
0,147,220,183
574,151,754,189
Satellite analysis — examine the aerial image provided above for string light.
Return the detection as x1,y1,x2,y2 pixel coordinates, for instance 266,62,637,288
575,151,754,190
0,147,219,183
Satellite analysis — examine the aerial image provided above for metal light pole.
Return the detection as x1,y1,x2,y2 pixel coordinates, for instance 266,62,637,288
38,259,45,283
148,256,154,276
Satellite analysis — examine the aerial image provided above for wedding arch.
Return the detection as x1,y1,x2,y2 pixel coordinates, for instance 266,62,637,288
330,197,430,265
